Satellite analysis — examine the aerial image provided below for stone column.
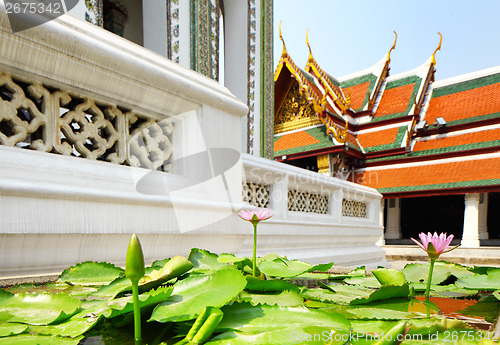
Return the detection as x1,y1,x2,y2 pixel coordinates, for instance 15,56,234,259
478,193,489,240
385,198,401,240
462,193,481,248
376,199,385,246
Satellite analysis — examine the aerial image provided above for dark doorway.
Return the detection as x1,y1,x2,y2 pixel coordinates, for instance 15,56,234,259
285,156,318,172
400,195,463,243
487,192,500,239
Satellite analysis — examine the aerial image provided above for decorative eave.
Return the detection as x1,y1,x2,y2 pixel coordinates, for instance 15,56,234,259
303,31,350,114
274,24,348,143
413,32,442,115
367,31,397,110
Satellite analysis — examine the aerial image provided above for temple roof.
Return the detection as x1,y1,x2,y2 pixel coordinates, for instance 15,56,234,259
273,31,500,197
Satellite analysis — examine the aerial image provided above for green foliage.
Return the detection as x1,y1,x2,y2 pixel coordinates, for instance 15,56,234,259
0,251,496,344
58,261,124,286
149,268,247,323
0,289,81,325
456,268,500,290
403,261,474,285
239,290,304,307
0,334,83,345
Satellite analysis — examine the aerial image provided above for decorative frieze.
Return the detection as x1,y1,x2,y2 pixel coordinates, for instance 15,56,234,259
342,199,367,218
247,0,257,154
242,182,270,208
190,0,220,80
288,189,328,214
0,71,174,171
167,0,181,63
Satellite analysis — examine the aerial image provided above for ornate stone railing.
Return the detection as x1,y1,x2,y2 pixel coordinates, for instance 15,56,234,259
342,199,367,218
242,153,381,223
242,182,270,208
0,72,174,171
287,190,328,214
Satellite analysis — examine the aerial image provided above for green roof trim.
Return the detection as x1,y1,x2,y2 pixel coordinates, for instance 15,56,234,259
377,178,500,194
366,137,500,163
363,126,407,153
273,126,336,157
371,75,422,122
340,74,378,112
299,68,316,84
431,72,500,98
437,112,500,128
324,71,341,88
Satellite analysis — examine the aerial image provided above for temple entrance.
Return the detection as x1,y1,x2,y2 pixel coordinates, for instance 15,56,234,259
487,192,500,240
394,195,464,244
286,156,318,172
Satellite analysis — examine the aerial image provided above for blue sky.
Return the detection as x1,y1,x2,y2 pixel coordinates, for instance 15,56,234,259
273,0,500,81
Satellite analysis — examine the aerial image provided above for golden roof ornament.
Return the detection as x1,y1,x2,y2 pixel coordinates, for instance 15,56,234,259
279,21,288,58
306,29,314,63
386,31,397,62
431,32,442,65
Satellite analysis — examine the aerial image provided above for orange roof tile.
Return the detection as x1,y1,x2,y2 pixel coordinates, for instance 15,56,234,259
425,83,500,124
274,131,320,152
357,127,400,148
357,156,500,190
375,83,415,117
414,128,500,152
345,81,371,111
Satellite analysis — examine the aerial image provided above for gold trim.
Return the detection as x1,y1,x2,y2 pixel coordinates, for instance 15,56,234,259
317,154,329,175
386,31,397,62
274,117,322,134
431,32,442,65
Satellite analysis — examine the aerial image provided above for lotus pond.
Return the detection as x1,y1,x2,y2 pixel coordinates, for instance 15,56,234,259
0,248,499,345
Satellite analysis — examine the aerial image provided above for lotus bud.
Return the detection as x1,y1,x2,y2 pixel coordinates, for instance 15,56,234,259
126,233,145,282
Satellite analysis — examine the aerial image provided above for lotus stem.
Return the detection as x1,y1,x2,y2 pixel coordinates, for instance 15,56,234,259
132,281,142,345
253,224,257,277
425,259,435,318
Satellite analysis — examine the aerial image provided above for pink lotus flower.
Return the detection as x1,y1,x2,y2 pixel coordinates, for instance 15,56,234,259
237,208,272,226
411,232,459,260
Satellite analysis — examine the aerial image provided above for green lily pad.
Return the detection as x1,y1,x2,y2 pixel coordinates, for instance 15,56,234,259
104,286,173,319
344,276,381,288
0,323,28,337
7,282,97,300
351,285,410,305
0,334,83,345
457,295,500,323
493,290,500,301
303,287,355,305
58,261,124,286
0,290,81,325
188,248,232,273
257,257,332,278
138,256,193,292
217,253,247,264
403,262,474,285
150,267,247,323
372,268,407,286
239,290,304,307
244,276,300,293
329,266,367,281
209,302,350,344
151,258,170,268
29,300,108,338
456,268,500,290
90,276,131,300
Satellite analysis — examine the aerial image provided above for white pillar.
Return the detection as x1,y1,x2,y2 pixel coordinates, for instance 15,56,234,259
479,193,489,240
376,199,385,246
462,193,481,248
385,198,401,240
143,0,168,57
